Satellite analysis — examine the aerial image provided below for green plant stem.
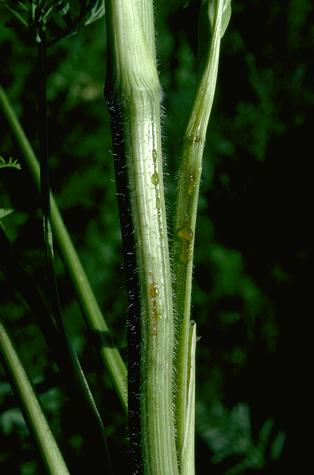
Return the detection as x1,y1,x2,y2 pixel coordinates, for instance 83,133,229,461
0,321,70,475
181,322,197,475
0,84,127,411
174,0,227,464
105,1,178,473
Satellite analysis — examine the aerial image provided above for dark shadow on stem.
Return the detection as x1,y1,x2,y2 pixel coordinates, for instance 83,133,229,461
105,83,143,475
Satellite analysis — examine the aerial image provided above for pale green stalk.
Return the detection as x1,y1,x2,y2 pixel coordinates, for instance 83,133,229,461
174,0,231,465
181,322,197,475
0,85,127,411
136,0,156,61
0,321,70,475
105,0,178,473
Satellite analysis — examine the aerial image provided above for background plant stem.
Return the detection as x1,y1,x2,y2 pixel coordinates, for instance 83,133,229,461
0,321,70,475
0,84,127,411
0,33,115,471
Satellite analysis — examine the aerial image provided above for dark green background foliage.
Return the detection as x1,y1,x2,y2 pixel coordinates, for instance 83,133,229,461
0,0,312,473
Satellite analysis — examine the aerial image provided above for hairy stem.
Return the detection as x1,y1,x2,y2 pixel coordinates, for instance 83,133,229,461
181,322,197,475
105,1,178,473
105,96,142,472
174,0,230,466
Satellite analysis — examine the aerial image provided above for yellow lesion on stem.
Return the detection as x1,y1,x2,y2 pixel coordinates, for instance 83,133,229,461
187,173,197,195
149,280,161,336
152,148,158,161
151,148,163,239
177,226,194,263
184,134,204,145
149,282,159,298
177,227,194,242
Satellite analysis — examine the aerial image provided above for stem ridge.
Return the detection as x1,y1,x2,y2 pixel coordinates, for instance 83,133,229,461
105,1,179,473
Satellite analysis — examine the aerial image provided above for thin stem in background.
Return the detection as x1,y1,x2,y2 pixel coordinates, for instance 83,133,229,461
0,321,70,475
0,84,127,411
37,32,52,280
0,31,114,471
0,225,114,474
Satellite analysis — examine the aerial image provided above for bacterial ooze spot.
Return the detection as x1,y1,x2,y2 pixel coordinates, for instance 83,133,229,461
177,227,194,263
151,172,159,185
188,173,196,194
149,282,159,298
149,282,161,336
177,227,193,241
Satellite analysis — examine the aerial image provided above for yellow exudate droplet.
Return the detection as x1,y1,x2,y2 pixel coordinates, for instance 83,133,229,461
177,227,193,241
151,172,159,185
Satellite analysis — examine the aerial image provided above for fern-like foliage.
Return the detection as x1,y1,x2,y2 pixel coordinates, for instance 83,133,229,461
197,401,286,473
0,0,105,45
0,156,21,221
0,156,21,170
0,208,14,221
